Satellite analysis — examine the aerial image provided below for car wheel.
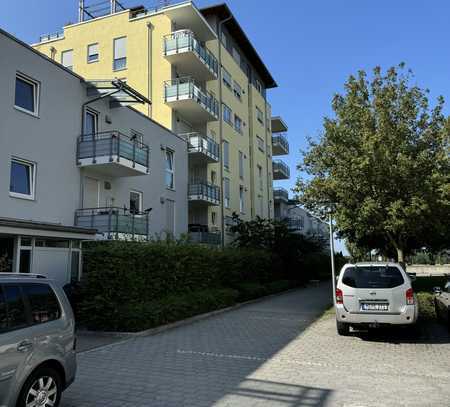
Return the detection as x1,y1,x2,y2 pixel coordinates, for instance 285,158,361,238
17,367,62,407
336,319,350,336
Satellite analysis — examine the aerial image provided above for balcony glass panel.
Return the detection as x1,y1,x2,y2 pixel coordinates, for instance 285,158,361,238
187,133,219,161
188,182,220,204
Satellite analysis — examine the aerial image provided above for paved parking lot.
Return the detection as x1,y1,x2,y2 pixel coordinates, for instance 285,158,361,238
63,283,450,407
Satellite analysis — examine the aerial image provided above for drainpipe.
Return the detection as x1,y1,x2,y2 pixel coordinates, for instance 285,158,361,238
247,76,255,219
147,22,153,117
264,96,271,218
217,15,232,248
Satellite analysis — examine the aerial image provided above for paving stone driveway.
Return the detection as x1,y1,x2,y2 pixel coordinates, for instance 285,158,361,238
62,283,450,407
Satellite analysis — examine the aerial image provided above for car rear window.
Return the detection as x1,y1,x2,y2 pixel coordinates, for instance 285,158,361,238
22,284,61,324
342,266,404,289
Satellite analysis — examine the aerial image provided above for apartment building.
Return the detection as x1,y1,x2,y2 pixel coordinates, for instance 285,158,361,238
0,28,187,284
273,189,328,243
33,0,290,245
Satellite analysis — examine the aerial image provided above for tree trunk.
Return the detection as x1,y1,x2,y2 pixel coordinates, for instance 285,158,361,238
397,248,406,270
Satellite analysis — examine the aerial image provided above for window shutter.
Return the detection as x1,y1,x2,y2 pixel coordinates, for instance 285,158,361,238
88,43,98,57
114,37,127,59
61,50,73,67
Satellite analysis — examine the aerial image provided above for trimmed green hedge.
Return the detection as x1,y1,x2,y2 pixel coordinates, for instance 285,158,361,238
76,241,332,332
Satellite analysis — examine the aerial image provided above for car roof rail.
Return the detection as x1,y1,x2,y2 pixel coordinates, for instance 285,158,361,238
0,273,47,279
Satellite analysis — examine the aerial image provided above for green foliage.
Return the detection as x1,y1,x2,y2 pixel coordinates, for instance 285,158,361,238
295,64,450,262
417,293,436,321
0,254,8,273
412,276,448,293
77,241,311,331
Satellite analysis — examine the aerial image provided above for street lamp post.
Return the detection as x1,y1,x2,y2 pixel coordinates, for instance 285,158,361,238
329,211,337,306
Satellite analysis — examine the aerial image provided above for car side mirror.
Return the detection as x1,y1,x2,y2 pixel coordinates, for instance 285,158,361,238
407,272,416,282
433,287,442,295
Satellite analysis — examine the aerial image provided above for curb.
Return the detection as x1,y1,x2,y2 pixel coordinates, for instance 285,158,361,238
77,284,316,340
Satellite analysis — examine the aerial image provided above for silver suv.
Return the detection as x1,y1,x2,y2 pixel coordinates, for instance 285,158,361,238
335,263,418,335
0,274,76,407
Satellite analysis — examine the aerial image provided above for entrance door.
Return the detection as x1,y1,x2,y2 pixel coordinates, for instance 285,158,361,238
83,177,100,208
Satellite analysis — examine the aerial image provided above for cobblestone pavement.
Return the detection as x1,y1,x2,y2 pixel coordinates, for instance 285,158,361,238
62,283,450,407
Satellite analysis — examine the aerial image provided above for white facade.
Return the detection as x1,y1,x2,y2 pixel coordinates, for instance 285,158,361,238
0,28,188,285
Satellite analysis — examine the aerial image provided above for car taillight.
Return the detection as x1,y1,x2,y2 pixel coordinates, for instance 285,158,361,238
336,288,343,304
406,288,414,305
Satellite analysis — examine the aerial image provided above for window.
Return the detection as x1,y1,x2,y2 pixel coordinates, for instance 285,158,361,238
222,103,232,125
239,151,244,179
222,67,232,89
84,109,98,136
165,150,174,189
257,165,263,190
256,106,264,124
15,73,39,116
3,285,27,331
113,37,127,71
257,136,265,152
129,190,143,214
224,178,230,208
223,141,229,170
211,211,217,225
232,47,241,66
255,79,263,94
211,170,217,185
61,50,73,70
87,43,99,63
10,158,35,200
233,81,242,100
234,114,242,134
239,186,245,213
70,251,81,283
342,266,404,289
0,288,7,333
23,284,61,325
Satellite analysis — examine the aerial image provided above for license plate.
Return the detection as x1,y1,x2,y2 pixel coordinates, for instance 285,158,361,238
360,303,389,311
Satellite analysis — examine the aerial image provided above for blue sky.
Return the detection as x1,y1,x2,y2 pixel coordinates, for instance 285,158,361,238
2,0,449,254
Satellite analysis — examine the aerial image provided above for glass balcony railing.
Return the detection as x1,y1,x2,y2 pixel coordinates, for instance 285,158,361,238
164,30,218,78
188,182,220,205
77,131,150,175
75,207,150,239
186,132,219,162
274,187,289,202
164,77,219,120
272,133,289,155
273,159,290,179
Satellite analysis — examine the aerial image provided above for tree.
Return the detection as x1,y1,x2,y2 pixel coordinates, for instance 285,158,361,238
295,64,450,263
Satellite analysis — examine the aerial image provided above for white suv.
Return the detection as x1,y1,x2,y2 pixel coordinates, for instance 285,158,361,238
335,262,418,335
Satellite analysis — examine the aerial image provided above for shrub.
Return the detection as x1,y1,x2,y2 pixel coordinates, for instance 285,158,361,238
417,292,436,321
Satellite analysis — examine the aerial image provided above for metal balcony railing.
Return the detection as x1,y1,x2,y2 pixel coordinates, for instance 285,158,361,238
186,132,219,161
272,133,289,154
77,131,150,171
274,187,289,202
75,207,150,239
39,31,64,43
273,159,290,178
188,183,220,204
286,218,304,231
164,30,218,77
164,77,219,119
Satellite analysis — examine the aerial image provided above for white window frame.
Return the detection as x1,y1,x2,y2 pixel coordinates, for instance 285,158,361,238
14,72,40,117
113,36,127,71
224,178,230,209
87,43,99,63
223,140,230,171
61,49,74,70
165,149,175,190
222,103,232,125
9,157,36,201
234,114,243,135
129,190,143,213
84,108,98,136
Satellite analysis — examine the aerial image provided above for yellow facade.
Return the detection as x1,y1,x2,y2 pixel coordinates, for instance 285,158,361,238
33,2,281,244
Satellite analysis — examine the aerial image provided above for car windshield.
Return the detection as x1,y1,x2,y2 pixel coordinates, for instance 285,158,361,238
342,266,404,289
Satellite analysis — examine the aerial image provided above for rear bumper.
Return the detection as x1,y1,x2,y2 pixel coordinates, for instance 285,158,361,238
336,304,418,325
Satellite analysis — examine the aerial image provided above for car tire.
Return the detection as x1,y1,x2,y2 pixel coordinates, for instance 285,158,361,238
17,366,62,407
336,319,350,336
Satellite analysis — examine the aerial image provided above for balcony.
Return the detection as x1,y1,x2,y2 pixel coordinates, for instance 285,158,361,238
164,77,219,123
188,183,220,206
273,159,290,180
271,116,288,133
164,30,218,81
186,132,219,163
273,187,289,202
272,133,289,156
286,218,304,232
77,131,149,177
75,207,149,240
188,225,221,245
